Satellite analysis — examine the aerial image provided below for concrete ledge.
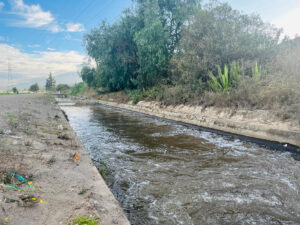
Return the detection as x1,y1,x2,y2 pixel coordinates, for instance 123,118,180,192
0,94,130,225
73,97,300,151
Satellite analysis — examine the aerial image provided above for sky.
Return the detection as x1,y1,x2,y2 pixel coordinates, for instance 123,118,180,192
0,0,300,90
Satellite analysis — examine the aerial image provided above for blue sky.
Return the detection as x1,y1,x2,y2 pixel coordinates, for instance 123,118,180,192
0,0,299,90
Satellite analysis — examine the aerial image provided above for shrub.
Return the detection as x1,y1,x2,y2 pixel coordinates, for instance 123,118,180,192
12,87,19,94
127,89,143,105
56,84,70,92
70,82,87,95
29,83,40,92
70,215,100,225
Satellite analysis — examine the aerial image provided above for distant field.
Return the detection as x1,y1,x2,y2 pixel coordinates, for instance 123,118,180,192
0,92,14,95
0,92,31,95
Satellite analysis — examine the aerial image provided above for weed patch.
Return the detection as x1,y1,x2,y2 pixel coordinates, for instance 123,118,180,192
96,160,110,179
70,215,100,225
78,188,88,195
57,133,70,140
47,156,56,165
8,114,18,130
25,127,35,135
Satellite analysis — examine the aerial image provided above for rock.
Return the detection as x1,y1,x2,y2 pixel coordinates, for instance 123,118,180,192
4,129,12,135
54,115,60,120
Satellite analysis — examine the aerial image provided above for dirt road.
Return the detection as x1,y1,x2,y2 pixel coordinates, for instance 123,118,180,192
0,94,130,225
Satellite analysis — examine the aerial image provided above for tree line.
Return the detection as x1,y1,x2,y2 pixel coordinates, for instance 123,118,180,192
81,0,281,96
28,73,71,93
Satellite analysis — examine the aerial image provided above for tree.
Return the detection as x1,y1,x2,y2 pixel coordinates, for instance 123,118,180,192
134,0,169,88
84,12,141,91
12,87,19,94
171,1,281,84
135,0,201,53
29,83,40,92
45,73,56,91
80,66,97,87
83,0,200,91
56,84,70,92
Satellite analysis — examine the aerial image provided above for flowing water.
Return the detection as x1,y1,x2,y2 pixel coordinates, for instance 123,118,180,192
60,102,300,225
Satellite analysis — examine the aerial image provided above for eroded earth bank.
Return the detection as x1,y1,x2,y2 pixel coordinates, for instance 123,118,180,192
0,94,130,225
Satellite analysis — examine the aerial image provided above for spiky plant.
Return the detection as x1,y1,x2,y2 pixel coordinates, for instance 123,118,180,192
230,61,242,86
218,65,229,90
252,62,261,82
208,71,222,92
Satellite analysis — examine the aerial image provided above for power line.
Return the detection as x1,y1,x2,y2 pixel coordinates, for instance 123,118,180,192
46,0,99,48
7,58,12,92
84,0,115,27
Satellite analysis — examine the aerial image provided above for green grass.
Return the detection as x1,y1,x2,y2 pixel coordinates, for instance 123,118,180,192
8,114,18,129
70,216,100,225
25,126,35,135
7,114,17,119
0,92,14,95
78,188,88,195
96,160,109,179
0,92,30,96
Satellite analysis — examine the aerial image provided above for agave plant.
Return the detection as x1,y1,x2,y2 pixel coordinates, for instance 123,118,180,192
252,62,261,82
218,65,229,90
208,64,230,91
230,61,243,86
208,71,222,92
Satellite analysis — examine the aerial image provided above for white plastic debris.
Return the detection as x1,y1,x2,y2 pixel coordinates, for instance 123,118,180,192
58,124,64,131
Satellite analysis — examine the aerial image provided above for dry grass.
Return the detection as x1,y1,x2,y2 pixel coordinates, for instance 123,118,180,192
200,75,300,124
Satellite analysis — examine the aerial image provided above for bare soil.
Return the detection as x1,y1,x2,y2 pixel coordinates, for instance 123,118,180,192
0,94,130,225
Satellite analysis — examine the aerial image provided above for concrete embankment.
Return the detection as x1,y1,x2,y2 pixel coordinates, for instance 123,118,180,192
73,97,300,151
0,94,130,225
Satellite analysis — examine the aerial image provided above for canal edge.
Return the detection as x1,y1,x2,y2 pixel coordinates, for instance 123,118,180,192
71,97,300,155
57,101,131,225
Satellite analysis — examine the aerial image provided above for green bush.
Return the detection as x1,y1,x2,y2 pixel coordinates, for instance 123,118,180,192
70,215,100,225
127,89,143,105
56,84,70,92
29,83,40,92
70,82,87,95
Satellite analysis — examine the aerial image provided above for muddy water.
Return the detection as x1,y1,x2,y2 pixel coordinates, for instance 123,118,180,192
61,103,300,225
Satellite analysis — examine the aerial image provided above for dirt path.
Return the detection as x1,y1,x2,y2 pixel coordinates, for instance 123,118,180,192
0,94,130,225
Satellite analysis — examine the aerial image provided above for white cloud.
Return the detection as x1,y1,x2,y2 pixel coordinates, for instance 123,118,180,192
0,2,4,11
0,43,87,89
273,7,300,38
66,23,85,32
9,0,84,33
28,44,40,48
47,47,55,51
11,0,55,28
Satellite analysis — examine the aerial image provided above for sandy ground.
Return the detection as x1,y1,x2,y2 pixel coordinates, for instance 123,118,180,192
0,94,130,225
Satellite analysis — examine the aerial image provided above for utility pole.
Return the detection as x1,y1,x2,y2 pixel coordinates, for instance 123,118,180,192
7,58,12,93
